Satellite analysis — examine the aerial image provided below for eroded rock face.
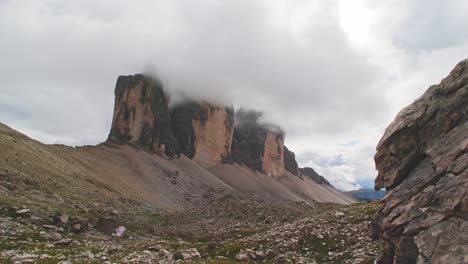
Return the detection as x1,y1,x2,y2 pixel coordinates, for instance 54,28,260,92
284,146,299,177
299,167,331,185
171,102,234,167
371,59,468,264
232,110,285,176
107,74,180,157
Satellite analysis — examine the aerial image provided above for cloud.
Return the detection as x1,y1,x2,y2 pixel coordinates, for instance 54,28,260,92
367,0,468,52
0,0,467,190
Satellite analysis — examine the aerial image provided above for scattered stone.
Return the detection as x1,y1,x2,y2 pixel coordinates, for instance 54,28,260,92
41,232,62,241
42,225,58,231
11,253,38,262
51,212,68,225
236,250,250,261
71,220,89,233
15,209,31,215
147,245,164,252
173,248,201,260
95,217,119,234
55,239,73,246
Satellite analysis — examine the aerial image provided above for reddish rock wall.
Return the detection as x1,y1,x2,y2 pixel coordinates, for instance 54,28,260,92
107,74,180,157
171,102,234,167
231,110,286,177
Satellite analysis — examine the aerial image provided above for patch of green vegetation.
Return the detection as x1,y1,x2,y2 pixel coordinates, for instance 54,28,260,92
298,234,356,263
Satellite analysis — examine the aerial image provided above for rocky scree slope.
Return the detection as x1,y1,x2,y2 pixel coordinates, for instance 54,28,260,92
371,59,468,263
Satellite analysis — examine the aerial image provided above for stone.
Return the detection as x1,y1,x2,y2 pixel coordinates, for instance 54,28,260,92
235,250,250,261
371,59,468,263
95,217,119,234
41,232,62,241
71,220,89,233
15,209,31,215
173,248,201,260
51,212,68,225
147,245,164,252
55,239,73,246
42,225,58,231
11,254,38,261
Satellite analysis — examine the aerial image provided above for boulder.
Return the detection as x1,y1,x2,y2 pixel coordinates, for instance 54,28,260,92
41,232,62,241
95,217,119,234
71,219,90,233
15,208,31,216
371,59,468,263
173,248,201,260
51,212,68,225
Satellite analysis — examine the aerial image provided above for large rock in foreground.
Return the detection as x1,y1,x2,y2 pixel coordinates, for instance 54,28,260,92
107,74,180,157
371,59,468,263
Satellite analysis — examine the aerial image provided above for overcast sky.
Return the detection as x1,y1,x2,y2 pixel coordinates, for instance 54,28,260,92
1,0,467,190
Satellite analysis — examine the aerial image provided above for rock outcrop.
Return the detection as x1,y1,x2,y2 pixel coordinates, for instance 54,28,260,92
284,146,300,177
371,59,468,263
299,167,331,185
107,74,180,157
171,102,234,167
232,110,285,177
106,75,336,187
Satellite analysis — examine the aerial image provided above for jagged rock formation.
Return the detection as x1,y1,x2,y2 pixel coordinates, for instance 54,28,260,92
371,59,468,263
106,74,339,193
171,102,234,167
299,167,331,185
231,110,285,177
284,146,299,177
107,74,180,157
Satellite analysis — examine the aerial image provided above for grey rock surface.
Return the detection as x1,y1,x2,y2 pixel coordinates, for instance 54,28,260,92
371,59,468,264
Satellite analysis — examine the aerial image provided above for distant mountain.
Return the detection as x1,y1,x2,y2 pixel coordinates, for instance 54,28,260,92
346,189,386,200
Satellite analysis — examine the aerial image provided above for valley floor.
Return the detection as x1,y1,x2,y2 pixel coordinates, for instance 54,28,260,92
0,199,379,264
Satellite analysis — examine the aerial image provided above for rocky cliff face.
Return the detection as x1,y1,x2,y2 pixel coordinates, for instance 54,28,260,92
107,75,334,184
284,146,300,177
299,167,331,185
231,110,285,176
107,74,180,157
371,59,468,263
171,102,234,167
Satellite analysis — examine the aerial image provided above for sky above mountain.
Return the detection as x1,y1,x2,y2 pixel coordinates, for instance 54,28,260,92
1,0,467,190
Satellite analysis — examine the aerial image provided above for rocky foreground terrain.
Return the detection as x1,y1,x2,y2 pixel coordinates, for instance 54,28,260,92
0,198,378,264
